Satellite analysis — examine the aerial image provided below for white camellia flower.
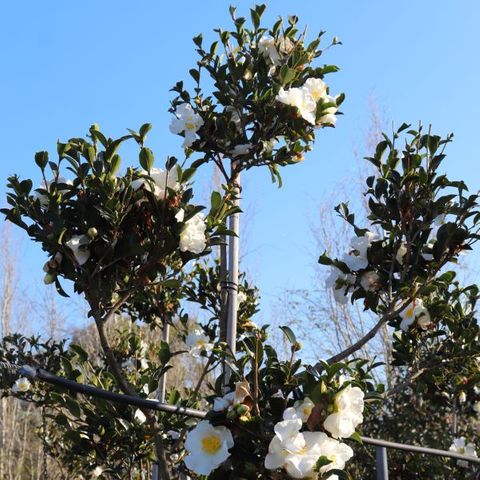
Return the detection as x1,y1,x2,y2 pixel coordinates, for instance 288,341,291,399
290,397,315,423
179,213,207,254
265,411,354,480
316,436,354,478
131,168,179,199
449,437,478,467
184,421,234,476
399,298,431,331
342,231,378,271
276,87,317,125
92,466,104,478
302,78,327,102
323,385,364,439
213,379,250,412
237,290,247,306
258,35,281,66
360,271,381,292
230,143,253,158
66,234,91,266
325,266,354,304
33,177,73,206
12,377,31,393
169,103,204,148
185,328,213,357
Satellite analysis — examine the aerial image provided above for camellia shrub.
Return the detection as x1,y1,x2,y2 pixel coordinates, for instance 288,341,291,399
1,4,480,480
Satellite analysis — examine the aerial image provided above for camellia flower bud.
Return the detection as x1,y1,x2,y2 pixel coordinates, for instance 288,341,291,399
88,227,98,239
458,391,467,403
43,273,56,285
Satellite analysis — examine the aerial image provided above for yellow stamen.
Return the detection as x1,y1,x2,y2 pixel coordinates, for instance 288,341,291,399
201,435,221,454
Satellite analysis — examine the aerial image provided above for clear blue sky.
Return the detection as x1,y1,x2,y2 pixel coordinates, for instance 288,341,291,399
1,1,480,329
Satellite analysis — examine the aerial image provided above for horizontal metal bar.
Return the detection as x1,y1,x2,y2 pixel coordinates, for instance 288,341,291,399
20,365,480,465
361,436,480,464
20,366,207,419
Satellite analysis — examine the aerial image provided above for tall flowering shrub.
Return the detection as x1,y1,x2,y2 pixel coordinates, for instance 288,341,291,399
1,4,480,480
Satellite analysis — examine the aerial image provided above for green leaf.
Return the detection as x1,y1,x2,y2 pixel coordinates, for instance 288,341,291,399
139,147,154,172
318,252,333,266
139,123,152,139
211,191,222,210
279,325,297,345
110,154,121,175
279,65,296,85
158,341,172,365
189,68,200,84
250,8,261,29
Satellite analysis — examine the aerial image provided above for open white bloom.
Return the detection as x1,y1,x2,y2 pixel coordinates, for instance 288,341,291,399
399,298,431,331
33,177,73,206
258,35,281,66
449,437,478,467
66,234,90,266
291,398,315,423
276,87,317,125
325,266,354,304
185,328,213,357
12,377,31,393
184,421,234,476
131,168,179,199
92,466,104,478
179,213,207,254
316,436,354,477
343,231,378,271
323,385,364,439
302,78,327,102
169,103,204,148
237,291,247,306
230,143,252,158
360,271,381,292
213,379,250,412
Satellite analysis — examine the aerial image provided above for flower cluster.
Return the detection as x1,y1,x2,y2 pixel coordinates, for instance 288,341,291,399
276,77,339,127
265,404,354,479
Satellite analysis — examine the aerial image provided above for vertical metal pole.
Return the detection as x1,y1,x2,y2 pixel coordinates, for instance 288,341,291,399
376,446,389,480
152,323,170,480
157,324,170,403
225,166,240,384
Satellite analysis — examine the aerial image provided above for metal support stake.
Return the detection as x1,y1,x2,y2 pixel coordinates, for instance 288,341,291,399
225,166,240,384
376,446,389,480
152,323,170,480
